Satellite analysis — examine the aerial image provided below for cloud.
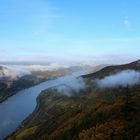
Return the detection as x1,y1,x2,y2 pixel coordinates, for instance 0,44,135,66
0,62,77,80
123,16,131,29
97,70,140,88
0,66,31,80
57,77,86,96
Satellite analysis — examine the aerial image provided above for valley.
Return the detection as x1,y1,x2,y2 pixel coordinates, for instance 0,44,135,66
7,60,140,140
1,0,140,140
0,64,95,103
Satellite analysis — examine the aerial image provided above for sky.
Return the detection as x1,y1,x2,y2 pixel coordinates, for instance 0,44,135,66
0,0,140,63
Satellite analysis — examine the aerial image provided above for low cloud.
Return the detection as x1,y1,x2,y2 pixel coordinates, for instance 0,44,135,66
0,66,31,80
97,70,140,88
0,64,70,80
57,77,86,96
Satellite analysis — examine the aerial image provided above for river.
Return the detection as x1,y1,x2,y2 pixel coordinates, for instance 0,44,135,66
0,71,84,140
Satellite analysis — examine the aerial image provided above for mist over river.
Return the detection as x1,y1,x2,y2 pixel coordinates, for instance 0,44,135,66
0,71,84,140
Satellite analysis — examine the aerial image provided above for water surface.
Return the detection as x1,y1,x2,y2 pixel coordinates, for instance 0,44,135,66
0,71,84,140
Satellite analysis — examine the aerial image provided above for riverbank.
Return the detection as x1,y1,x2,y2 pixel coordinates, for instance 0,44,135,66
6,87,82,140
5,91,42,140
0,71,85,140
0,68,74,104
7,84,140,140
0,79,48,104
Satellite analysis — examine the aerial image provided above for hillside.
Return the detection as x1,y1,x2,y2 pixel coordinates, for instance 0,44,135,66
0,66,73,103
7,60,140,140
82,60,140,79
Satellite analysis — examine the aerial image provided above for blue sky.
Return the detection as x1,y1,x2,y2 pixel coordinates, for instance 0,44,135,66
0,0,140,62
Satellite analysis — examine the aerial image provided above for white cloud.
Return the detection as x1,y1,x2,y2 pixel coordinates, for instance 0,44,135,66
123,16,131,29
97,70,140,88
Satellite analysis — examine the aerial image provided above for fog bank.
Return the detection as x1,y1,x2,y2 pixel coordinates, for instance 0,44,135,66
0,64,70,80
97,70,140,88
57,77,86,96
